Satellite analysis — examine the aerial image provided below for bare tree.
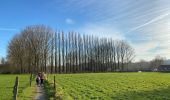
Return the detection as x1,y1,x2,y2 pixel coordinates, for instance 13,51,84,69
62,32,65,73
7,25,135,73
150,55,164,71
8,25,53,73
54,32,58,73
1,57,6,65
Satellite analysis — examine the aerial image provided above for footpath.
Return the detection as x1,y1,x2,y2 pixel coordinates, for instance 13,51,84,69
34,86,46,100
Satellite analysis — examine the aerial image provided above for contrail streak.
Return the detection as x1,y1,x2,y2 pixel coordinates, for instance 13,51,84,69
128,13,170,33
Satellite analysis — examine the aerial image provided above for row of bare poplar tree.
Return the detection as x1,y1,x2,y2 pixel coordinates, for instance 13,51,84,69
7,25,135,73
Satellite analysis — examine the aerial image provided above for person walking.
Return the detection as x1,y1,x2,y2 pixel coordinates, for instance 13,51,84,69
40,72,46,86
36,72,41,86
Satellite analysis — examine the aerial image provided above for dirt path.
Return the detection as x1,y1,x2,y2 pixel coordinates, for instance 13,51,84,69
34,86,46,100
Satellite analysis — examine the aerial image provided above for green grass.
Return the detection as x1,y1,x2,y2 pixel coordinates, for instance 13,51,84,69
44,80,57,100
0,74,36,100
47,72,170,100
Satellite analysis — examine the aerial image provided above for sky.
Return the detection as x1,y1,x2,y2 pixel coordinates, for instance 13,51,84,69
0,0,170,61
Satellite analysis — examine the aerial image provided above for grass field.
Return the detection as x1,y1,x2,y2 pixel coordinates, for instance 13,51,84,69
1,73,170,100
47,72,170,100
0,74,35,100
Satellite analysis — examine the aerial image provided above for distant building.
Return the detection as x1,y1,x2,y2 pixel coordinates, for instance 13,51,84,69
158,65,170,71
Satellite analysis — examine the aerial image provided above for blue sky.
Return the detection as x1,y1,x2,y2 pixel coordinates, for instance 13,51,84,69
0,0,170,61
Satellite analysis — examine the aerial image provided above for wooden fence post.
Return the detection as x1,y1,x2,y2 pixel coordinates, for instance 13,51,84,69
30,73,32,86
54,76,56,89
46,73,48,81
13,76,19,100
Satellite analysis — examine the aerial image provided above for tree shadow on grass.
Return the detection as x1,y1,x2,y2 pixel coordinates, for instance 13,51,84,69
159,72,170,73
112,87,170,100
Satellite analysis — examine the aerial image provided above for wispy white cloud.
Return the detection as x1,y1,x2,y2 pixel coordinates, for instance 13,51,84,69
65,18,75,25
131,41,159,61
52,0,170,61
78,23,125,40
0,28,17,31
